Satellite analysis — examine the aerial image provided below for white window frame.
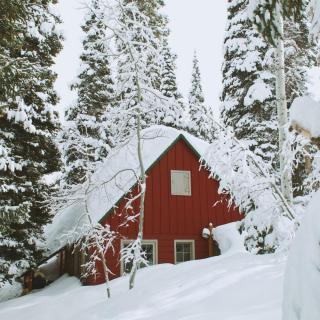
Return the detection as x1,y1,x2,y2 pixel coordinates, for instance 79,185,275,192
170,170,192,196
120,239,158,275
174,240,195,264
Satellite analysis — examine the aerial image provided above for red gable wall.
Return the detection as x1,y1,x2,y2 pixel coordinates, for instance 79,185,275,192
89,137,242,284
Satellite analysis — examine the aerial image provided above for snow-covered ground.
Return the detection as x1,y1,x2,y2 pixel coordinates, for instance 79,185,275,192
0,223,286,320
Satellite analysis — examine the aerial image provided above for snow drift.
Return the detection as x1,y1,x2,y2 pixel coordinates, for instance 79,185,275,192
0,222,285,320
283,191,320,320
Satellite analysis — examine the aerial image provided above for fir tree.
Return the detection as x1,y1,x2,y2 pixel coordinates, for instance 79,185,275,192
0,0,63,284
221,0,315,165
283,19,317,108
159,38,182,100
221,0,277,164
221,0,316,253
61,0,115,187
121,0,184,129
249,0,320,44
188,52,215,142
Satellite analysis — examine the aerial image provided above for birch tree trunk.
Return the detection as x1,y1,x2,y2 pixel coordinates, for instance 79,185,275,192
275,5,293,206
129,81,147,290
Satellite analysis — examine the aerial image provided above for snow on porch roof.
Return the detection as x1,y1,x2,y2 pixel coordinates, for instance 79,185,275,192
45,125,210,253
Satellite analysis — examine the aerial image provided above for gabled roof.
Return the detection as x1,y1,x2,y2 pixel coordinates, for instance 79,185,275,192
45,126,210,253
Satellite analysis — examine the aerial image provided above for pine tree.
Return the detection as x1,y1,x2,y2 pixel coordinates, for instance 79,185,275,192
221,0,316,253
221,0,277,164
249,0,320,44
0,0,63,284
159,38,181,100
122,0,184,129
221,0,316,166
61,0,115,187
188,52,215,142
283,18,317,108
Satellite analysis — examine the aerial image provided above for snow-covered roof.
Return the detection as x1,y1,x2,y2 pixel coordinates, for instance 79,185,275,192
46,126,210,253
290,96,320,138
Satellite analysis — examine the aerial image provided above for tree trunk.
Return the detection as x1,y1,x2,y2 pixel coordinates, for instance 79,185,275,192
275,5,293,206
100,252,111,298
129,86,147,290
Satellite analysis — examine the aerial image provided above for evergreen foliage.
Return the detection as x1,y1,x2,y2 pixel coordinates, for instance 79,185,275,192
221,0,277,164
221,0,316,253
61,0,115,187
283,19,317,108
188,52,215,142
122,0,184,129
159,38,182,100
248,0,305,45
221,0,316,164
0,0,63,284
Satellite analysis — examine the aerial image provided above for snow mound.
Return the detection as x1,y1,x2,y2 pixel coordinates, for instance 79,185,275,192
0,281,22,303
214,222,246,254
290,96,320,138
283,191,320,320
0,250,285,320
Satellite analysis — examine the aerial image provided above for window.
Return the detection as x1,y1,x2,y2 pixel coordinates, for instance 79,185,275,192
174,240,195,264
121,240,157,275
171,170,191,196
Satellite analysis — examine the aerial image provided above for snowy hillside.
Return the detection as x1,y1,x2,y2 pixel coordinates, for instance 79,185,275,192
0,223,285,320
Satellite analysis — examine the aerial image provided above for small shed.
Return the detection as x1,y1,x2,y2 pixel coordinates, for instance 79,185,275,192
46,126,242,285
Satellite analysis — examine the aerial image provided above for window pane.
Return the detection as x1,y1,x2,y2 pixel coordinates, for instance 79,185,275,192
176,252,183,263
182,243,190,253
183,252,191,261
176,243,183,253
175,242,193,263
142,244,154,265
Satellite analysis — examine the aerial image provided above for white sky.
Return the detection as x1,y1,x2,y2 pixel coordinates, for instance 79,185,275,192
53,0,227,117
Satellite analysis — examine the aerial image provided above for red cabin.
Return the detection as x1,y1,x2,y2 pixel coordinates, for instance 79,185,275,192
46,126,242,285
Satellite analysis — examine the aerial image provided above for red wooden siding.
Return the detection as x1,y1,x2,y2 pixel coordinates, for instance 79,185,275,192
86,137,242,285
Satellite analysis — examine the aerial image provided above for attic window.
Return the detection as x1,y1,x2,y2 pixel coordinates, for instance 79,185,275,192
171,170,191,196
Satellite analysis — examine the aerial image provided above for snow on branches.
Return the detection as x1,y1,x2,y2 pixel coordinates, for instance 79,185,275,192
69,221,118,298
202,120,296,253
309,0,320,40
90,0,181,144
120,234,149,276
248,0,320,43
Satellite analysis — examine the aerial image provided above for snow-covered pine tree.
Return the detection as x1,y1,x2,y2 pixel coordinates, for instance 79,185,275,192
128,0,182,98
60,0,115,187
0,0,63,285
119,0,184,129
158,37,185,128
248,0,320,43
221,0,316,253
283,18,317,108
221,0,277,164
247,1,316,201
222,0,315,163
187,52,215,142
283,16,317,197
